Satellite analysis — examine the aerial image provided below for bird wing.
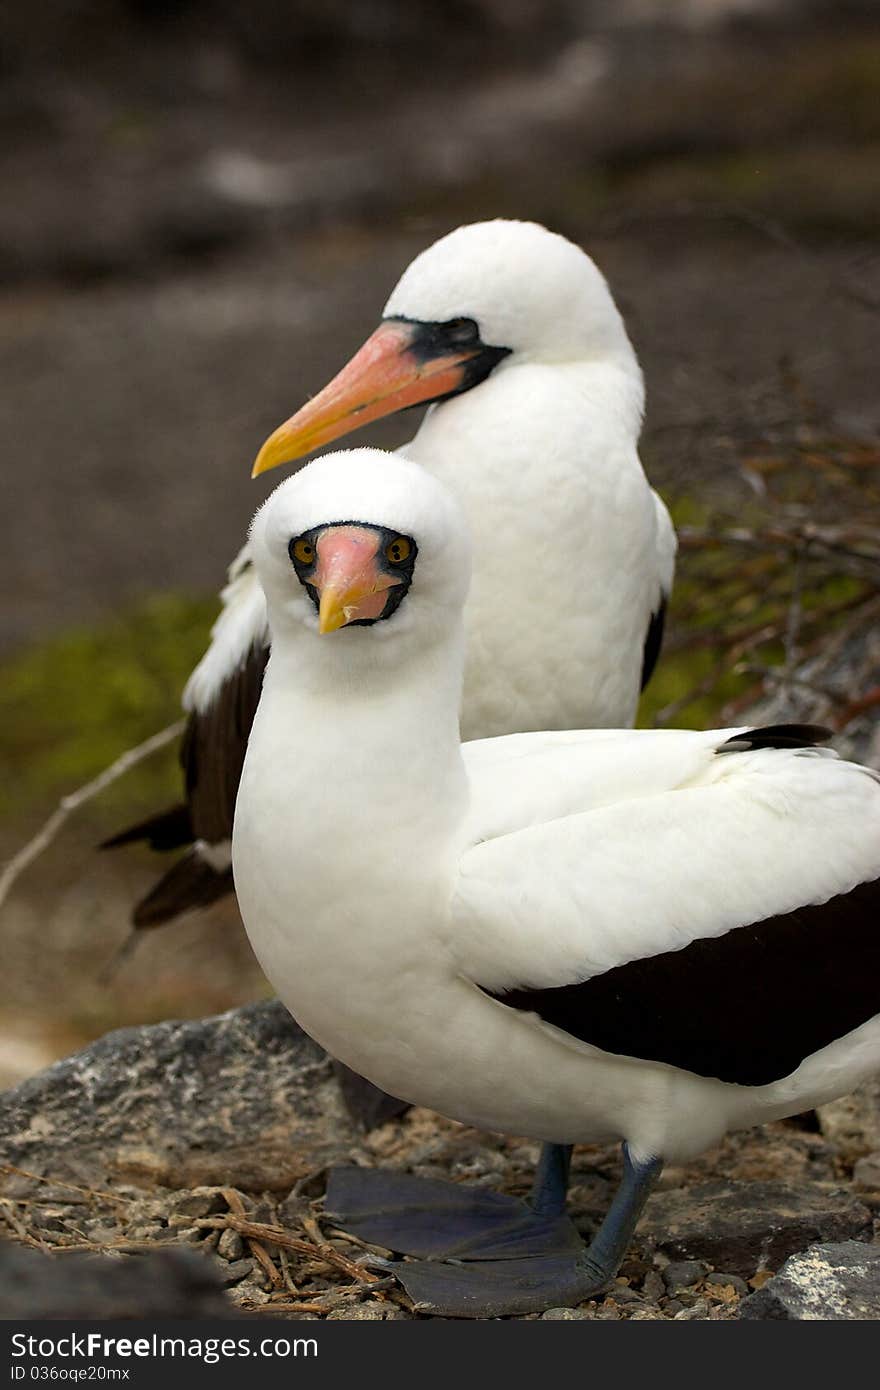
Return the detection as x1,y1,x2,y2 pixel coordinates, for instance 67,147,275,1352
460,725,735,849
182,544,269,718
104,544,270,928
640,489,676,692
651,488,677,601
454,729,880,1084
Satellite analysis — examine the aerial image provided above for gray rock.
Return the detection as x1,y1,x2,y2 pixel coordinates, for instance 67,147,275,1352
607,1283,642,1304
641,1270,666,1300
542,1306,592,1320
217,1228,246,1261
326,1302,398,1320
216,1258,255,1286
126,1223,167,1242
172,1190,228,1219
81,1222,120,1244
0,1001,361,1192
29,1207,67,1234
0,1244,231,1319
641,1180,872,1277
673,1299,710,1320
709,1272,750,1297
662,1259,707,1290
175,1226,206,1244
739,1241,880,1320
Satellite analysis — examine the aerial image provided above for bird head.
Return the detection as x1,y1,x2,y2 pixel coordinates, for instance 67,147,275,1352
250,448,471,653
251,219,636,477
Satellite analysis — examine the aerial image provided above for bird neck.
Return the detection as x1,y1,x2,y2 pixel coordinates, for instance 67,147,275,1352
425,351,644,449
254,623,469,845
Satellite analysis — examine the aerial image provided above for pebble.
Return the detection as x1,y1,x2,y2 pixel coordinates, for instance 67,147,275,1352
217,1229,246,1261
709,1272,750,1297
641,1270,665,1300
82,1223,120,1244
227,1283,270,1306
125,1223,166,1242
327,1303,392,1320
174,1226,205,1245
608,1283,642,1304
172,1191,227,1219
27,1186,87,1205
30,1208,67,1233
542,1307,592,1320
674,1298,710,1320
215,1258,254,1286
167,1214,202,1232
662,1259,707,1290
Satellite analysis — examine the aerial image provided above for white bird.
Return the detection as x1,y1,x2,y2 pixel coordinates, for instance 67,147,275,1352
109,218,674,934
233,448,880,1318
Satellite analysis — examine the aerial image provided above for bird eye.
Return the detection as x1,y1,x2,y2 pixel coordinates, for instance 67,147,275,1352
445,317,478,346
385,536,412,565
290,537,315,566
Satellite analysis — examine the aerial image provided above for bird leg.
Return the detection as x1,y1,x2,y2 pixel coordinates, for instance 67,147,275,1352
528,1142,573,1217
576,1144,662,1289
324,1142,662,1317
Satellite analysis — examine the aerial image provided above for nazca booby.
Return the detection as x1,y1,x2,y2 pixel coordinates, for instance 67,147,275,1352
110,218,674,933
233,447,880,1317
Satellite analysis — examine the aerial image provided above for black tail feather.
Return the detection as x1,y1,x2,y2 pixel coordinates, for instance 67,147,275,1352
331,1060,411,1131
718,724,833,754
101,804,193,853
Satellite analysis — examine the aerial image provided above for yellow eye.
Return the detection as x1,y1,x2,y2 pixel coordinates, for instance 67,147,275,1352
385,536,412,565
292,537,315,565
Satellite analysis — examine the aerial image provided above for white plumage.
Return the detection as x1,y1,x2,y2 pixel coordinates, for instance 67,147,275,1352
182,545,266,718
234,449,880,1175
120,220,674,937
198,218,674,735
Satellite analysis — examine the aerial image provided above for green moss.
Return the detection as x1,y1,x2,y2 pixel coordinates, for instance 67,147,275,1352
639,448,877,730
0,594,218,819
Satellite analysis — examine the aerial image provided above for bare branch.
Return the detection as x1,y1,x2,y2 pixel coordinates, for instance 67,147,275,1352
0,720,185,912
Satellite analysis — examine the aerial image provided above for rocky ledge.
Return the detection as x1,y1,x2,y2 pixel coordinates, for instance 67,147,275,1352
1,1001,878,1320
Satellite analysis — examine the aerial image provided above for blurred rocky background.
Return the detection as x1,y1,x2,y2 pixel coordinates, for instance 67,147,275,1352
1,0,879,1087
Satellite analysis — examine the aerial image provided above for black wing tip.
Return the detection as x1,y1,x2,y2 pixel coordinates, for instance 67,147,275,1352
131,855,235,930
639,596,668,693
717,723,834,754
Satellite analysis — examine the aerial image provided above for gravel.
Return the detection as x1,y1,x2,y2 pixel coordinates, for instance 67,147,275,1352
1,1001,878,1319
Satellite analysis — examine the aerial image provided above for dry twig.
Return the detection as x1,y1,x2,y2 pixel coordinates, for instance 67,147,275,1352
0,1162,135,1208
193,1215,381,1284
0,721,185,912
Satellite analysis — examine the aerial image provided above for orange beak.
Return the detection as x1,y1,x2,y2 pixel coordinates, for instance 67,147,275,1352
313,526,402,635
252,320,484,478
